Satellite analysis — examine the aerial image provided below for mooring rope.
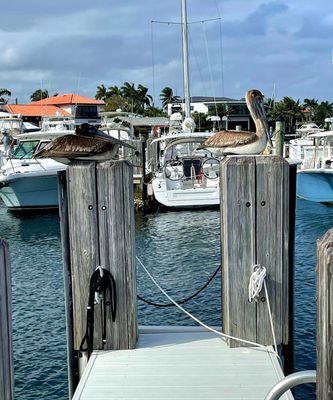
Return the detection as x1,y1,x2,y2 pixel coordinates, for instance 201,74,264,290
136,256,279,358
138,264,221,307
248,265,278,354
79,266,117,357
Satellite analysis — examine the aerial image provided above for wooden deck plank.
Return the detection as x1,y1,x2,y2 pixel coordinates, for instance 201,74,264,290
73,327,293,400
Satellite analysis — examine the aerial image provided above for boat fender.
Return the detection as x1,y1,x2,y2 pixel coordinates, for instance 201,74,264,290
197,168,203,184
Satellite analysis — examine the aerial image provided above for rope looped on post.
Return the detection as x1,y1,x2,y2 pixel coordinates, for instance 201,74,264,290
248,264,267,302
79,266,117,357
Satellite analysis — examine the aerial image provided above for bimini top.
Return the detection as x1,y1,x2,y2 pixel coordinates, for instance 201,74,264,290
308,130,333,139
151,131,215,145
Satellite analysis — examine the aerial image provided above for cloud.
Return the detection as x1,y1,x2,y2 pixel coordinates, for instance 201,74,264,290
222,2,289,37
0,0,333,103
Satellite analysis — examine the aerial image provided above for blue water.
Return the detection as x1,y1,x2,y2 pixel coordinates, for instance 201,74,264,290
0,199,332,399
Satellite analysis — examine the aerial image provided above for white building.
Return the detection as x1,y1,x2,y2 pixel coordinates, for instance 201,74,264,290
167,96,253,131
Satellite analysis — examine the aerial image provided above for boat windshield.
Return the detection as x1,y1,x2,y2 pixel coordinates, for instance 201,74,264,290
165,142,206,160
12,140,40,159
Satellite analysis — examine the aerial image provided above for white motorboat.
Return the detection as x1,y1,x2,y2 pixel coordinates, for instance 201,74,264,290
0,113,107,211
296,131,333,203
0,130,68,211
149,0,220,209
0,112,40,135
150,131,220,208
295,122,322,138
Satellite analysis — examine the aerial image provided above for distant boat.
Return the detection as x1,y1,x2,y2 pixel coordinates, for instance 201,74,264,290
296,130,333,203
0,116,100,211
150,131,220,208
148,0,220,209
0,129,68,211
296,122,322,137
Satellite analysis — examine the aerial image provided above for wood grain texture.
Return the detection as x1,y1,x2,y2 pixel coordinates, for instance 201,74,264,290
58,170,78,396
256,156,287,345
221,156,256,346
64,160,137,353
67,161,99,350
221,155,293,348
0,240,14,400
97,160,137,350
317,228,333,400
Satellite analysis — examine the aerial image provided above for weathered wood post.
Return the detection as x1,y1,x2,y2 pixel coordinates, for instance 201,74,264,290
0,240,14,400
316,228,333,399
141,137,148,206
275,117,285,157
221,155,295,372
59,160,137,396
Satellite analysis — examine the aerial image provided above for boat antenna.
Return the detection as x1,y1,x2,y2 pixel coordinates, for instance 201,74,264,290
152,5,220,116
74,73,81,123
181,0,191,118
201,20,220,119
150,21,156,107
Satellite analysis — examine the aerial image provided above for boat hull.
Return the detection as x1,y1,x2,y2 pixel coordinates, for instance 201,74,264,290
297,169,333,203
0,172,61,210
152,177,219,209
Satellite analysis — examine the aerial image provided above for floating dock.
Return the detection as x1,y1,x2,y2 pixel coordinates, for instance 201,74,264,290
73,327,293,400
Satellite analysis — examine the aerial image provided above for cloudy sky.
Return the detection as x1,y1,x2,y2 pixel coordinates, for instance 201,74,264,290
1,0,333,105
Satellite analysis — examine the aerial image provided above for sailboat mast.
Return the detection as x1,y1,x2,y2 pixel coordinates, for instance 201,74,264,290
181,0,191,118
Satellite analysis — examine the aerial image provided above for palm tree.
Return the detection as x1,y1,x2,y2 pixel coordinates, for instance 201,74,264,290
104,95,127,112
121,82,138,113
160,87,181,110
314,101,333,126
30,89,49,102
303,98,318,121
108,85,122,97
143,106,167,117
269,96,304,134
136,84,153,112
95,84,109,101
0,88,11,104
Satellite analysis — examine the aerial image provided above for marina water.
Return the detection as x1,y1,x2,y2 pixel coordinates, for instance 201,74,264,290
1,199,330,400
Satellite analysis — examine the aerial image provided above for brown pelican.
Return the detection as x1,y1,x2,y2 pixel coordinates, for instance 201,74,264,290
34,123,134,164
199,89,272,155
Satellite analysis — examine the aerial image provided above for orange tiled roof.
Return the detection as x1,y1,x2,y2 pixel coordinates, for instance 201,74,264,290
4,104,71,117
30,93,105,106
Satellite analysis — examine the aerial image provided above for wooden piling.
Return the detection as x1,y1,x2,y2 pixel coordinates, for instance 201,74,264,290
59,160,137,392
58,170,78,398
141,137,148,205
0,240,14,400
220,156,295,354
316,228,333,399
274,118,285,157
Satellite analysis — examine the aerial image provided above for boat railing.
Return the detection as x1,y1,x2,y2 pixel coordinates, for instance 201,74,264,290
264,370,316,400
162,156,219,189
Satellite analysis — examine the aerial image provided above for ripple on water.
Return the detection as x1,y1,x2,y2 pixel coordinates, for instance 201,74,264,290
1,199,333,400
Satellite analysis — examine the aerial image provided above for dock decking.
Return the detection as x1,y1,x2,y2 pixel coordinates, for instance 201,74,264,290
73,327,293,400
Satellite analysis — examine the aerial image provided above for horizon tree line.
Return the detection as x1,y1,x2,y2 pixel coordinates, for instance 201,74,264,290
1,85,333,133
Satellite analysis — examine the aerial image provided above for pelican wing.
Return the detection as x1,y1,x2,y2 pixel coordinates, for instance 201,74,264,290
202,131,257,148
34,135,116,158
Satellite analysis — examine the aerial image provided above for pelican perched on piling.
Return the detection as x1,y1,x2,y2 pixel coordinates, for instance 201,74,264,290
34,123,134,164
199,89,272,155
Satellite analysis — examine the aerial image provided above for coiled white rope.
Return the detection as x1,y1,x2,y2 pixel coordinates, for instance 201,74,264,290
248,264,278,354
248,265,267,302
136,256,279,358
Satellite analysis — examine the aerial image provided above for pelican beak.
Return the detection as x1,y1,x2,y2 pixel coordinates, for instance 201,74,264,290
256,94,273,148
265,124,273,148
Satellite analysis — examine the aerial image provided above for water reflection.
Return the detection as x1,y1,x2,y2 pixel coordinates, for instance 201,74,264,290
0,198,332,400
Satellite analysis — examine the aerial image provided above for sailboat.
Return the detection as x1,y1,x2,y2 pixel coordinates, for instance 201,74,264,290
149,0,220,209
